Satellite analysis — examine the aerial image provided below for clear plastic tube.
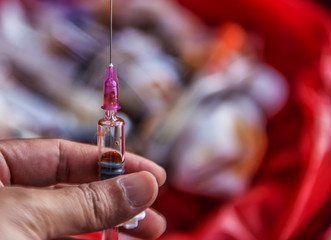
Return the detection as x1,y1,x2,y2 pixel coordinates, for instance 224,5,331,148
98,110,125,240
101,228,119,240
98,110,125,179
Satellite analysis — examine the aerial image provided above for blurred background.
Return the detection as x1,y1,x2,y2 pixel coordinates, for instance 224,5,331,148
1,0,331,239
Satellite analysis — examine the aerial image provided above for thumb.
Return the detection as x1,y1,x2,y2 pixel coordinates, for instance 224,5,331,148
0,171,158,239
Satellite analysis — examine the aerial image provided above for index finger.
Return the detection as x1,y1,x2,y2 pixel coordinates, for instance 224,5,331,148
0,139,166,187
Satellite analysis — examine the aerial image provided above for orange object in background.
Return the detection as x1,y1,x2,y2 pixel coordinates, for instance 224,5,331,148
153,0,331,239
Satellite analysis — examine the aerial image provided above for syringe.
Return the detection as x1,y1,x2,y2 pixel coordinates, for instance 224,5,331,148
97,1,145,239
97,64,124,240
97,0,123,238
97,59,146,240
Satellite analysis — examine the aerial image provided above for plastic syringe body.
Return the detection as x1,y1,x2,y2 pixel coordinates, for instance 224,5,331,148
97,65,124,240
98,110,125,180
98,65,125,180
98,65,145,240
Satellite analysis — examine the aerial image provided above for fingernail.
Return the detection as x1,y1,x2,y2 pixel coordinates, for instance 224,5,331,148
119,172,157,207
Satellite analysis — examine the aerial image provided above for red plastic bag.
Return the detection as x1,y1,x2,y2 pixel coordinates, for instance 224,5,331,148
156,0,331,239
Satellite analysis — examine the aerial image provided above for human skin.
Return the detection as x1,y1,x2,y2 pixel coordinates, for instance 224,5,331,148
0,139,166,240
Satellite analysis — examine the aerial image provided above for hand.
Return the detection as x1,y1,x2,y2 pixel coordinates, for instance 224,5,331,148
0,139,166,240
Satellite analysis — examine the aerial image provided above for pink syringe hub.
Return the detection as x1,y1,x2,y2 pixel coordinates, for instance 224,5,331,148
101,64,121,111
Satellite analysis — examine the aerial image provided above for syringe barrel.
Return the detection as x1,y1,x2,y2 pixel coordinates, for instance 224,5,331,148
97,110,125,180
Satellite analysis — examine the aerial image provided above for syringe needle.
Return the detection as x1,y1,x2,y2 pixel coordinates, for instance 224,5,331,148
109,0,113,65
